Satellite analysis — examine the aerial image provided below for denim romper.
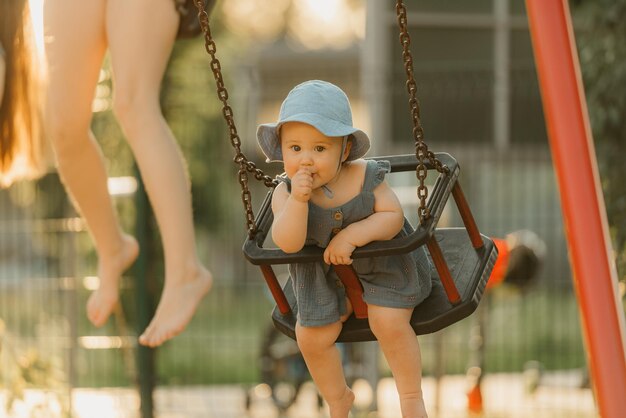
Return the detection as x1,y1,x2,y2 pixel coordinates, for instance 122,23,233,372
284,160,432,327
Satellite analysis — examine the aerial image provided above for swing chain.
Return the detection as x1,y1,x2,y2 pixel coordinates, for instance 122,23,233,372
396,1,449,223
193,0,277,237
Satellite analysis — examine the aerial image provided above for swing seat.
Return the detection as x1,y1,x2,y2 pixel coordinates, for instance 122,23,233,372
243,153,498,343
273,228,495,342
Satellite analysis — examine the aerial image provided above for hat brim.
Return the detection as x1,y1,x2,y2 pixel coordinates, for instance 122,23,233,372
256,114,370,162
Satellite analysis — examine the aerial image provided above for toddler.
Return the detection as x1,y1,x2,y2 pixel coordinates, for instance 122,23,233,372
257,80,432,418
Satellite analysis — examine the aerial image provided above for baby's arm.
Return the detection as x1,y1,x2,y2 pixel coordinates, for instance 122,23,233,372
271,169,313,253
324,181,404,265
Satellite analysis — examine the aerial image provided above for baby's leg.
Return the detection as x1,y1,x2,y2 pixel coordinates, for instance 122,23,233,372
44,0,139,327
369,305,428,418
296,322,354,418
106,0,212,347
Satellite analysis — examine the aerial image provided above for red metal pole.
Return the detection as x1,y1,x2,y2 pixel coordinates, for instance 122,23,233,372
525,1,626,416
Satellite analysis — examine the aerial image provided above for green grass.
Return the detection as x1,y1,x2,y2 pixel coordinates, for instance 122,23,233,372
1,280,588,388
419,285,587,376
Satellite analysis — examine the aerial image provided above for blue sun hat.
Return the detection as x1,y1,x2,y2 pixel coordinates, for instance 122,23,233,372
256,80,371,162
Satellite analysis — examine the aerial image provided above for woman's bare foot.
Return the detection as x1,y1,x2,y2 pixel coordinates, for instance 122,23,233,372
86,234,139,327
327,387,355,418
138,266,213,347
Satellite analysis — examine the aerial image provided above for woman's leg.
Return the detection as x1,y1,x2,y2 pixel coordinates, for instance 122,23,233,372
105,0,212,347
369,305,428,418
44,0,139,327
296,322,354,418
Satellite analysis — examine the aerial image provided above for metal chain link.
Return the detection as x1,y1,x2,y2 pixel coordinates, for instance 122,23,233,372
396,1,449,223
192,0,277,237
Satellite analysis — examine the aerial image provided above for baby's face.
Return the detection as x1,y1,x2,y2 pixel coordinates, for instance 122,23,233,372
280,122,347,188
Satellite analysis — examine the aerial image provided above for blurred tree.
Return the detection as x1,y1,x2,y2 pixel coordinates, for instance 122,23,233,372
574,0,626,281
222,0,365,50
161,36,231,236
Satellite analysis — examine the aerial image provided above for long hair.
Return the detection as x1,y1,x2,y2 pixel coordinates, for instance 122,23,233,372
0,0,45,187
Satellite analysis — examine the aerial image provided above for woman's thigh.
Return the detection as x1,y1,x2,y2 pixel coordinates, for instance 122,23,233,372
106,0,178,99
44,0,107,123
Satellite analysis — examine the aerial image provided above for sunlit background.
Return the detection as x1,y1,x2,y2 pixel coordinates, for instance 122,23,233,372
28,0,44,60
2,0,624,417
222,0,365,49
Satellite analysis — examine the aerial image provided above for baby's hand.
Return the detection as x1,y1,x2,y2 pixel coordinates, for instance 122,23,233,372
290,168,313,202
324,233,356,265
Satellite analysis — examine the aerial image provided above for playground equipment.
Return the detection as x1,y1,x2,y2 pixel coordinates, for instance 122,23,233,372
193,0,497,343
466,230,547,414
525,0,626,417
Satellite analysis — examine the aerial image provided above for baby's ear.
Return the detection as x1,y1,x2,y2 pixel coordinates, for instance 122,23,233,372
342,136,353,162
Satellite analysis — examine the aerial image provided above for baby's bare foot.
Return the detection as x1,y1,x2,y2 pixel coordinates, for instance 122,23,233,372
328,387,355,418
86,235,139,327
138,266,213,347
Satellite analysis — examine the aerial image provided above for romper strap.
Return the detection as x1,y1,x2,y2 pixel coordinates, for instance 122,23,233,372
362,160,391,193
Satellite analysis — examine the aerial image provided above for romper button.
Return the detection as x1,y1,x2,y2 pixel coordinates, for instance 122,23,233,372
332,227,342,235
334,211,343,221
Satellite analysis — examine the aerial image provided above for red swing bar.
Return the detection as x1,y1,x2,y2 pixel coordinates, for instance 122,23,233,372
526,1,626,417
